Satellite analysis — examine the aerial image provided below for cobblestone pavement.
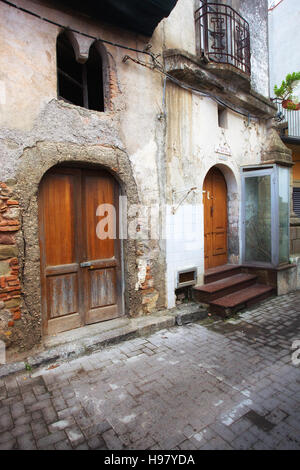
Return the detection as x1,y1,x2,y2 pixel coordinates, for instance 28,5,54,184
0,292,300,450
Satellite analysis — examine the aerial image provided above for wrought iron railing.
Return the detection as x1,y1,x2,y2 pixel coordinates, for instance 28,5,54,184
274,99,300,138
195,2,251,76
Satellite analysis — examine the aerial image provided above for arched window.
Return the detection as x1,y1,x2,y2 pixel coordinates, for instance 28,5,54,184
56,32,105,112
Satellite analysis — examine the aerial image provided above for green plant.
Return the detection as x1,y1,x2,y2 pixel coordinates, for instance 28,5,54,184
24,362,32,371
274,72,300,100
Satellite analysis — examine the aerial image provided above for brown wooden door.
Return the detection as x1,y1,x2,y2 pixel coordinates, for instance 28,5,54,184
39,167,122,336
203,167,228,270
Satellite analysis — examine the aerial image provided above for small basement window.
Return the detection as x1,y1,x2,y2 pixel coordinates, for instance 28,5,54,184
218,105,228,129
177,268,197,288
57,32,104,112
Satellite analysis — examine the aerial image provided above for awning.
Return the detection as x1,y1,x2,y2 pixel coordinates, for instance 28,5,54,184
57,0,178,36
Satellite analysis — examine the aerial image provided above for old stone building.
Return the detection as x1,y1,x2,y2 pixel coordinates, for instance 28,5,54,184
0,0,296,358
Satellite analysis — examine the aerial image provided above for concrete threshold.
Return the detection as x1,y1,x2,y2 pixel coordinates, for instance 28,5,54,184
0,303,207,378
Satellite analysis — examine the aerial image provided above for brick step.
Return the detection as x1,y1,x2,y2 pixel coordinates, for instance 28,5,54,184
209,284,275,317
193,273,257,303
204,264,242,284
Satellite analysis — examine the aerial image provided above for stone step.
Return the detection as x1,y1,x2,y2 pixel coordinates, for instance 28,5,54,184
209,284,275,317
193,273,257,303
204,264,242,284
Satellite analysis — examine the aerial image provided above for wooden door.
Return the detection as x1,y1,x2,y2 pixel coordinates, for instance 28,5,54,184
203,167,228,270
39,167,122,336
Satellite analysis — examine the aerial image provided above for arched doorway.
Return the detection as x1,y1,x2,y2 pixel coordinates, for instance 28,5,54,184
38,166,123,336
203,167,228,270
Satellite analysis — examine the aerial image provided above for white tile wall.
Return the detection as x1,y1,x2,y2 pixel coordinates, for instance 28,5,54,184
166,204,204,308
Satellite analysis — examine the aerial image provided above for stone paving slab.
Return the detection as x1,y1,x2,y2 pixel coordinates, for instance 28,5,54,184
0,292,299,450
0,303,205,378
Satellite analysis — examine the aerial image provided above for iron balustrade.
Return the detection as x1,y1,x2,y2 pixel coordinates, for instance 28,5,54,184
195,2,251,76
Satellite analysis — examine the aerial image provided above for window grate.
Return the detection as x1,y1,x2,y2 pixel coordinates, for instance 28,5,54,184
293,188,300,218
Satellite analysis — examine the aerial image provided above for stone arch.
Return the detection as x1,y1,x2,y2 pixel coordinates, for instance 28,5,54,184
15,142,141,346
93,40,111,111
201,162,240,265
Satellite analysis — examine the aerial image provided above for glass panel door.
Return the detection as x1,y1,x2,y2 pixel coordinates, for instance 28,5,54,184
242,165,290,267
244,173,272,264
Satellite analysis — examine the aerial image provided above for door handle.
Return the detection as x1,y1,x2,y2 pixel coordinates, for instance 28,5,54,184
80,261,92,268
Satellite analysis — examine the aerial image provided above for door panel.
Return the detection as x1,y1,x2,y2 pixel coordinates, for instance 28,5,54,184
89,268,117,308
204,167,228,270
39,170,82,335
39,167,122,336
83,173,116,261
47,273,78,318
82,171,121,325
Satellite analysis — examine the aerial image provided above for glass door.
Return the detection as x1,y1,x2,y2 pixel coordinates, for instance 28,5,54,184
241,165,290,267
242,168,274,265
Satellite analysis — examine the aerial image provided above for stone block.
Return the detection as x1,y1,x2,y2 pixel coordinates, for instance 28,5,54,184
0,261,10,276
0,245,18,260
0,234,15,245
4,298,21,309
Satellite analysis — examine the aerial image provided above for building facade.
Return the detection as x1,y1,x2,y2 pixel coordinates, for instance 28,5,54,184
0,0,295,357
268,0,300,257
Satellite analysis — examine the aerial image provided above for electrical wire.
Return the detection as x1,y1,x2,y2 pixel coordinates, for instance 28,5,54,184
123,55,268,121
0,0,156,59
1,0,273,121
268,0,284,12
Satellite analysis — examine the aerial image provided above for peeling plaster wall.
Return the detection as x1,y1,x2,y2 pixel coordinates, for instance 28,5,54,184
0,0,166,353
162,0,271,308
239,0,269,97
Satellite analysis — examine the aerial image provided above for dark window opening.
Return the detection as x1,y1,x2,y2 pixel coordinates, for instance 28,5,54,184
218,105,227,128
56,33,104,112
86,43,104,112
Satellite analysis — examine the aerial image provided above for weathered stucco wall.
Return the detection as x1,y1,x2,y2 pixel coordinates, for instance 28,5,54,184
164,81,268,308
239,0,269,97
0,0,167,353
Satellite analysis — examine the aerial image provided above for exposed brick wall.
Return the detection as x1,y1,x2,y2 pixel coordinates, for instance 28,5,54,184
0,182,21,345
108,68,119,109
140,266,159,314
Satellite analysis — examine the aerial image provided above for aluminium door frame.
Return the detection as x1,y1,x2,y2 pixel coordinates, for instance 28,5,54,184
241,165,278,267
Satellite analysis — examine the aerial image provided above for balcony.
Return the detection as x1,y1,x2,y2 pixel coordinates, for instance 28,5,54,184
274,99,300,140
195,2,251,77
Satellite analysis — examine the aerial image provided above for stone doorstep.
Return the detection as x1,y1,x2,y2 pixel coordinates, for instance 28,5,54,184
0,303,207,379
